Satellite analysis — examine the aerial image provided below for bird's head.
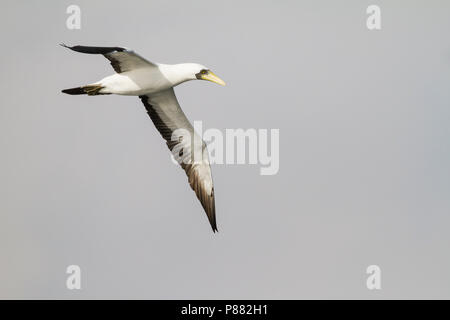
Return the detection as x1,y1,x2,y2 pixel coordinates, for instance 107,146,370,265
169,63,225,86
193,65,226,86
160,63,226,87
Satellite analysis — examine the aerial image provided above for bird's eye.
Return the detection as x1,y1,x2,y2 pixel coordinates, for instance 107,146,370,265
201,69,208,75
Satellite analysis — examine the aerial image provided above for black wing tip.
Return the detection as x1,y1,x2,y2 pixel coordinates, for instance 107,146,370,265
59,43,127,55
209,212,218,233
205,204,218,233
60,43,78,52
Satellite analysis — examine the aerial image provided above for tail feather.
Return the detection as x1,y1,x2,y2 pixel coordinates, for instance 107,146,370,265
62,87,86,95
61,85,108,96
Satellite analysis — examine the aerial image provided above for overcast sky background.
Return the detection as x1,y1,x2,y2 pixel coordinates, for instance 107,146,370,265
0,0,449,299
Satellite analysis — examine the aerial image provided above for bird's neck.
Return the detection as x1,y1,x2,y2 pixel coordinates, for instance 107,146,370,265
158,63,196,87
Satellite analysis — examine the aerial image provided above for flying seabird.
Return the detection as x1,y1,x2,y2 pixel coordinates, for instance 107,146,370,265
61,44,226,232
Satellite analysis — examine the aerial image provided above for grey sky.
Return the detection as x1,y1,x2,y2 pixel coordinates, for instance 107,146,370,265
0,0,449,299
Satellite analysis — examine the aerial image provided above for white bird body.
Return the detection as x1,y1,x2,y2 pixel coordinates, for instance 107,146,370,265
97,63,206,96
61,44,225,232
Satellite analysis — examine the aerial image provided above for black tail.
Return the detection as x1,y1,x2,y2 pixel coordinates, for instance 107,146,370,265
62,87,86,95
61,85,107,96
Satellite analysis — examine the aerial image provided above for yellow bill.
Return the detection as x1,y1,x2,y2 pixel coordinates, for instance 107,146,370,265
201,71,226,86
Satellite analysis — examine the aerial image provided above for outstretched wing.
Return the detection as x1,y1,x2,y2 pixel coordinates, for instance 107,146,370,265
60,44,157,73
139,89,217,232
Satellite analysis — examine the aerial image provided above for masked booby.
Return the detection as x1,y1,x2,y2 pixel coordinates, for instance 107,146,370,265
61,44,226,232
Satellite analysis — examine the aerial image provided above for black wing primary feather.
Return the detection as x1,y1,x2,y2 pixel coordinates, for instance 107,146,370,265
60,44,156,73
60,44,126,55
